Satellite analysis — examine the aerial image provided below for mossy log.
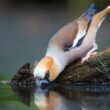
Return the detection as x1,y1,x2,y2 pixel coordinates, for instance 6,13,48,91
56,48,110,84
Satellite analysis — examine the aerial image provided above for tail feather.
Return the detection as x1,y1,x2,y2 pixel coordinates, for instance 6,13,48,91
83,3,96,22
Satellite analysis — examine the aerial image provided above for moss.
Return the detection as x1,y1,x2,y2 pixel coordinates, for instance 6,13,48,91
89,53,110,79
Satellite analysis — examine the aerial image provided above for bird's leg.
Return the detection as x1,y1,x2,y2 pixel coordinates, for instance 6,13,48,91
81,43,98,63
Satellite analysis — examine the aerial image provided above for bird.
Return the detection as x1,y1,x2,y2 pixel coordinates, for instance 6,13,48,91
32,4,110,84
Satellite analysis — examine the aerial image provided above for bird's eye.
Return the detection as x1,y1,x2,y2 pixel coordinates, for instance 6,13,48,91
44,71,50,81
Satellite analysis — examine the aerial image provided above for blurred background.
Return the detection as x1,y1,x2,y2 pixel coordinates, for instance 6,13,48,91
0,0,110,74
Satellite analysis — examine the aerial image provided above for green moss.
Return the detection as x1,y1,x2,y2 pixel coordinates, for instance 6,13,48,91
89,53,110,78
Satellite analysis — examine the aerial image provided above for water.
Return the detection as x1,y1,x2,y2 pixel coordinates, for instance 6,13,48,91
0,83,110,110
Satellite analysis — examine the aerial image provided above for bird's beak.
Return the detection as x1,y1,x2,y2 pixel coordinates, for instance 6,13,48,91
35,78,49,88
35,77,42,80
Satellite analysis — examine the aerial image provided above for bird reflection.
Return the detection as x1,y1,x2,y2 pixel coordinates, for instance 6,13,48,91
11,84,110,110
34,85,110,110
34,88,61,110
11,85,34,106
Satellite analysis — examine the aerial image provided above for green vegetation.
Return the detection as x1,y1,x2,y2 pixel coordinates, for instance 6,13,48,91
0,73,36,110
0,83,37,110
90,53,110,79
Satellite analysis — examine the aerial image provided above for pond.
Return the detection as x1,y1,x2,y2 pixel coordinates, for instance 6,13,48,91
0,81,110,110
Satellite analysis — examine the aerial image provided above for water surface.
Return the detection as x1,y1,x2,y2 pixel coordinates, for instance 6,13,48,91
0,82,110,110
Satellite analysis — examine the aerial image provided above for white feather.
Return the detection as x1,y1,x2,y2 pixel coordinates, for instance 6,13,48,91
34,66,45,78
69,23,86,49
46,46,66,72
107,6,110,9
71,30,86,48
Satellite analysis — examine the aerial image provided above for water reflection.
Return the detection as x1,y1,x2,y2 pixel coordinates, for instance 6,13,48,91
34,88,61,110
12,84,110,110
12,85,34,106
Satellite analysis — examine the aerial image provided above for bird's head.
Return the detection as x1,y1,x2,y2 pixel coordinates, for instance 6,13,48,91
33,56,59,86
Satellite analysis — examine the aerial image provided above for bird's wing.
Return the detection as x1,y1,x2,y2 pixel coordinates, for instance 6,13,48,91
47,4,96,52
69,3,96,49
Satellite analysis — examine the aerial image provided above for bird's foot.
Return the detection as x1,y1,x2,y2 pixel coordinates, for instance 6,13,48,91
81,52,97,64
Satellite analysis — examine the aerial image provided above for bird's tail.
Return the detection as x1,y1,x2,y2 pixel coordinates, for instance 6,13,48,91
82,5,110,46
80,3,96,22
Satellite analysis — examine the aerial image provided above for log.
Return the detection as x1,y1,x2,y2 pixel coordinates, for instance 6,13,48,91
56,48,110,84
11,48,110,87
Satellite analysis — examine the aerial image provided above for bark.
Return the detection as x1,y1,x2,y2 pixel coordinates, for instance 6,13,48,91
56,48,110,84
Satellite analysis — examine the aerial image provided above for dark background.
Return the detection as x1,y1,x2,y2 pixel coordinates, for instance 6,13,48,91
0,0,110,74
